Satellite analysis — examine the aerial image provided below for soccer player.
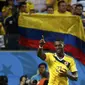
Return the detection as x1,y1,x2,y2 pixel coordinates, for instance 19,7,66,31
37,35,78,85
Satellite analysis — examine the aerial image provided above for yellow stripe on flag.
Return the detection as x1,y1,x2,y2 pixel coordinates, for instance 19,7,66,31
18,13,85,41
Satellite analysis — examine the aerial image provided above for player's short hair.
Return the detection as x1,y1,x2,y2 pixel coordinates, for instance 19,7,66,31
54,39,64,47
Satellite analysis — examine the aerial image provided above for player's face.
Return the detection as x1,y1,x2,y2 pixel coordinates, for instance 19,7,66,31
54,41,64,54
39,65,46,74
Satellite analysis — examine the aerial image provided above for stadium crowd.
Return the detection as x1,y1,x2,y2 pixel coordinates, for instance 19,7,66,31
0,0,85,50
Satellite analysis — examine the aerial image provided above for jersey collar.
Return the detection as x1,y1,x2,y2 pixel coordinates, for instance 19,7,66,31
54,53,66,61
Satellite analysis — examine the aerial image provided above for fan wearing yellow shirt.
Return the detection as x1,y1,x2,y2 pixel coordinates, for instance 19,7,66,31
2,0,14,16
54,1,72,15
46,0,71,11
2,0,18,17
19,2,27,14
18,0,35,13
37,35,78,85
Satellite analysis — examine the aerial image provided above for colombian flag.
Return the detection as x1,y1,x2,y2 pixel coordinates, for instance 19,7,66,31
18,13,85,64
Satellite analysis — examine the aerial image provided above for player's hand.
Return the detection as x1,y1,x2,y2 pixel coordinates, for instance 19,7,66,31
39,35,46,47
59,68,67,77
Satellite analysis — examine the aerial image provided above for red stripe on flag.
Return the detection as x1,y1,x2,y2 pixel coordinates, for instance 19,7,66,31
19,36,85,64
64,45,85,64
19,36,55,50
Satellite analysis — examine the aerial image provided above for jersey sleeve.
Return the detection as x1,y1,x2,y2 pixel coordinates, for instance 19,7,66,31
69,58,77,72
45,53,52,63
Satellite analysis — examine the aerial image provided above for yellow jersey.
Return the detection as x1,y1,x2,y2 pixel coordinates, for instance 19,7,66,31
46,0,71,11
45,53,77,85
54,10,72,16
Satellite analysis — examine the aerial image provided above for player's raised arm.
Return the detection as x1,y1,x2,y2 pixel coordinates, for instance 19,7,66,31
37,35,46,60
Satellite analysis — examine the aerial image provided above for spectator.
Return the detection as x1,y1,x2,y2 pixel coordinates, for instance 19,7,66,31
74,4,85,29
46,0,72,12
2,6,10,19
74,4,83,16
2,0,20,50
54,1,72,15
67,4,73,13
19,2,27,14
2,0,19,34
71,4,76,14
20,75,28,85
47,6,54,14
2,0,19,17
31,62,49,83
18,0,35,13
